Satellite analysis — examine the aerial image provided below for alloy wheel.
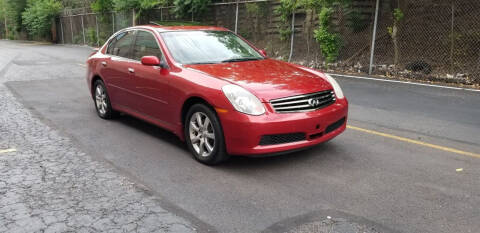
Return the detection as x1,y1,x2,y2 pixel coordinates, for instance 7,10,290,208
189,112,216,157
95,85,108,115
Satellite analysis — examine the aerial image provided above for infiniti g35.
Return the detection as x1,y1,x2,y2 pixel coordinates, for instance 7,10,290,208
86,25,348,165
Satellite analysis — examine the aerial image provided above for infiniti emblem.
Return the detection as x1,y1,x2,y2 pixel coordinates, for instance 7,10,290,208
308,98,322,107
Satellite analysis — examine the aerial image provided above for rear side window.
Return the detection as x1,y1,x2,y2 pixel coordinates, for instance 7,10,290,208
132,31,163,61
106,33,120,55
109,31,136,58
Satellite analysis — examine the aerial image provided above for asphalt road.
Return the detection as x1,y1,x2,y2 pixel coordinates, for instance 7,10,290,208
3,40,480,233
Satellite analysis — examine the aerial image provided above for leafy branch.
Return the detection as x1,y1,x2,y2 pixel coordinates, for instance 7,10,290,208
22,0,61,38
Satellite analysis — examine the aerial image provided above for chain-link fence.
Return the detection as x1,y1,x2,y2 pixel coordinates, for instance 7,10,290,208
57,10,133,46
55,0,480,84
0,21,5,39
371,0,480,83
288,0,480,84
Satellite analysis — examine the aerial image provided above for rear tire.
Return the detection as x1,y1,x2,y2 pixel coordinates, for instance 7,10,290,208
93,80,118,119
185,104,229,165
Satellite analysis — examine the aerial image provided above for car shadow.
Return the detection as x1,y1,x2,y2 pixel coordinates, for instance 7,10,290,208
109,112,351,170
222,142,347,169
113,113,188,152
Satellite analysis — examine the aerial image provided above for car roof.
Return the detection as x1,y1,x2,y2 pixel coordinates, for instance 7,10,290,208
131,25,230,32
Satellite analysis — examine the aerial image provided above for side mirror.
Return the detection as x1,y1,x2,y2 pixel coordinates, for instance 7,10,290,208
259,49,267,57
141,56,169,70
90,47,100,57
159,61,168,69
141,56,160,66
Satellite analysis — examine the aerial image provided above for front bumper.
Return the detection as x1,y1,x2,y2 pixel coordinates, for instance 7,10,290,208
218,98,348,155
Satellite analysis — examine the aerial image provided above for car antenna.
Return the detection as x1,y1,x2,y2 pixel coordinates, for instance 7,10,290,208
149,21,161,26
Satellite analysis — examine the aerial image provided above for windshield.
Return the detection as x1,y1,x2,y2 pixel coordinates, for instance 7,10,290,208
160,30,264,65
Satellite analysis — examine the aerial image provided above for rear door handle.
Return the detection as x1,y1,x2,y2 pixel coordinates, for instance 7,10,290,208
128,68,135,73
101,61,107,66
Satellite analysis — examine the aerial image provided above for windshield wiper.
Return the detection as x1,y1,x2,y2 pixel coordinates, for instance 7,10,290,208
188,61,220,65
221,57,262,63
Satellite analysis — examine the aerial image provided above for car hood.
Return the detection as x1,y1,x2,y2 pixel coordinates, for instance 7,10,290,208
185,59,332,101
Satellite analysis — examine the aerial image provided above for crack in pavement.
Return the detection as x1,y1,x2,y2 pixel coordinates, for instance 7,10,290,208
0,41,212,232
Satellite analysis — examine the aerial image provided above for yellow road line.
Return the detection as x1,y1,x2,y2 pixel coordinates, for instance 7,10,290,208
347,125,480,159
0,148,17,154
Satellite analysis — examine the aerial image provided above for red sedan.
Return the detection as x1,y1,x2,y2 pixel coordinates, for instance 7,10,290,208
86,25,348,165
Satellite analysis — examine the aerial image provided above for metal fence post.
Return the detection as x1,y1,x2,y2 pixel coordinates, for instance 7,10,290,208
81,15,86,45
133,9,136,26
112,12,115,33
95,15,99,46
60,17,64,44
288,11,295,62
450,2,455,74
70,16,74,44
235,0,239,33
368,0,380,75
3,12,7,39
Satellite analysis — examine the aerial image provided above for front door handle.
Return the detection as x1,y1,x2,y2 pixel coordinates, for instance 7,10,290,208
128,68,135,73
101,61,107,66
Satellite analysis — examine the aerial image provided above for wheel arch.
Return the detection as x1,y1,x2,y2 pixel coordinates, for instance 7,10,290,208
180,96,213,126
181,96,229,164
91,75,104,98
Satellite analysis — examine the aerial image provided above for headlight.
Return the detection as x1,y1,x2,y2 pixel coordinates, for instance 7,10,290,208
325,74,344,99
222,84,265,115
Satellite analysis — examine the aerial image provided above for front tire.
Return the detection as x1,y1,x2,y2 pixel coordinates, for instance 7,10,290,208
93,80,118,119
185,104,229,165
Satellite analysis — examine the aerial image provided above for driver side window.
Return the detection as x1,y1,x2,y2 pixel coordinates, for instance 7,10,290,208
132,31,164,61
108,31,136,58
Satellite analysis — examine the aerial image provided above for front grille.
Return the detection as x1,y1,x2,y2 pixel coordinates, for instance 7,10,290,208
270,90,336,113
325,117,346,134
259,133,306,145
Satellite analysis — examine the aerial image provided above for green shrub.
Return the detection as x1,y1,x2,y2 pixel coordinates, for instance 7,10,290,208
276,0,298,41
73,34,83,44
314,27,341,63
246,3,260,16
2,0,28,35
172,0,211,19
8,32,15,40
91,0,114,14
313,7,341,63
113,0,162,12
278,27,291,41
22,0,62,38
276,0,346,61
86,27,97,46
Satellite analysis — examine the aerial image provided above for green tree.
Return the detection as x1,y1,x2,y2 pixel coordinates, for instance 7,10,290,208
276,0,302,61
91,0,113,14
172,0,210,20
314,6,341,63
61,0,93,9
277,0,349,63
312,0,350,63
276,0,299,41
3,0,28,38
0,0,6,38
112,0,164,12
22,0,62,38
387,8,404,67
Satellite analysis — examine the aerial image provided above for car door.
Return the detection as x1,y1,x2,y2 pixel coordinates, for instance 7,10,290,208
102,30,137,110
128,30,172,125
